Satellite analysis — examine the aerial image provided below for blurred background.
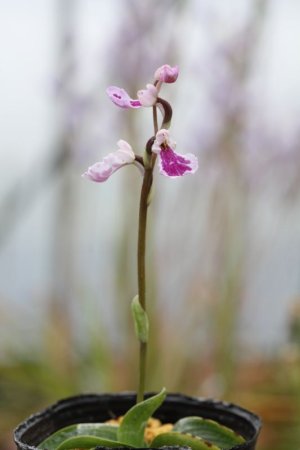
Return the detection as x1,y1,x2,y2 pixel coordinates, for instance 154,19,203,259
1,0,300,449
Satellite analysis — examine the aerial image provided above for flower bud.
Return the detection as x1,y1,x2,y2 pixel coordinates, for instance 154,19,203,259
154,64,179,83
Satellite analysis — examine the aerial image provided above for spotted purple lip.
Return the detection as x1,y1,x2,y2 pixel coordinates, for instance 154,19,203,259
152,129,198,178
159,146,198,178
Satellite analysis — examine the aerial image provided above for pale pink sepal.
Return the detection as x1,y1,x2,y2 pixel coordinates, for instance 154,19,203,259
154,64,179,83
152,129,198,178
137,84,158,107
82,140,135,182
106,86,141,109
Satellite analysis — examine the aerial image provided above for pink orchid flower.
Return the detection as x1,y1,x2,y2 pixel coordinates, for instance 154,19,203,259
106,64,179,109
154,64,179,83
106,86,142,109
82,140,138,182
152,129,198,178
106,84,158,109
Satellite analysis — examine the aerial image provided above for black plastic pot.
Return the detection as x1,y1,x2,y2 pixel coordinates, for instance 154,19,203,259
14,392,261,450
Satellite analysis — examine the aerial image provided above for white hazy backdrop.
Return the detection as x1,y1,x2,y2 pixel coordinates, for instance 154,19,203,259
1,0,300,365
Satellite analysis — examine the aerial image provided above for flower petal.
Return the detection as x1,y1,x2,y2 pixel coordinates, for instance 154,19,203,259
158,146,198,178
83,161,113,182
152,129,177,155
106,86,141,109
116,140,136,161
82,140,135,182
154,64,179,83
137,84,158,107
152,129,171,153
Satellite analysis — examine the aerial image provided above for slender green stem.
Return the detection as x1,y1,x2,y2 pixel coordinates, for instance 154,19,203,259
153,104,159,134
137,166,153,403
137,168,153,311
137,342,147,403
136,102,162,403
150,105,159,170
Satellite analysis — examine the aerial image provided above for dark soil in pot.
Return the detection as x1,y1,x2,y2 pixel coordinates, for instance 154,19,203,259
14,392,261,450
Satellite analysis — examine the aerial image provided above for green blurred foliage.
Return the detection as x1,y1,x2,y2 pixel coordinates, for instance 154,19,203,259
1,308,300,450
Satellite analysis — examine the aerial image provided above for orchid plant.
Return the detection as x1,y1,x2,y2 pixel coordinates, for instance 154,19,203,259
38,65,245,450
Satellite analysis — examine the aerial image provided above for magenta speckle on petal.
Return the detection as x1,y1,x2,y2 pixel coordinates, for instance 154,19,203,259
130,100,142,107
159,146,198,177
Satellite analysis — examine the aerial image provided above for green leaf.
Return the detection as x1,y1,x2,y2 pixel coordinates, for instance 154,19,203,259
117,388,166,447
131,295,149,343
55,435,127,449
37,423,118,449
173,417,245,449
151,431,221,450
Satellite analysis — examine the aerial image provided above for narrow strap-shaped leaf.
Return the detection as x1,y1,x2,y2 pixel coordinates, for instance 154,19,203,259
117,388,166,447
173,417,245,449
37,424,118,449
151,431,221,450
55,435,127,450
131,295,149,343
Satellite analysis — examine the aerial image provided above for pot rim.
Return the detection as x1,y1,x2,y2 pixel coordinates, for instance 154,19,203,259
14,392,262,450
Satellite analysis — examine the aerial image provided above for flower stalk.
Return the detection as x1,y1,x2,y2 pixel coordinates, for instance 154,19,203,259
137,163,153,403
136,101,161,403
